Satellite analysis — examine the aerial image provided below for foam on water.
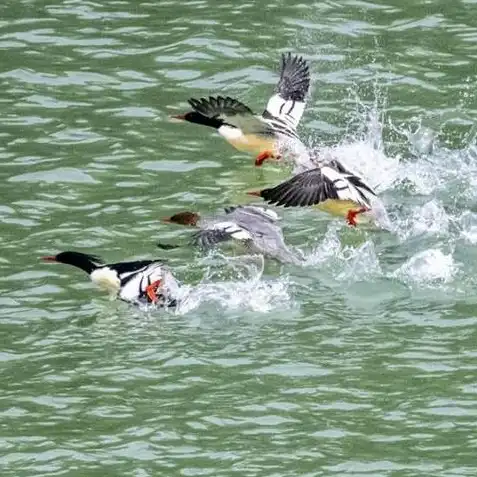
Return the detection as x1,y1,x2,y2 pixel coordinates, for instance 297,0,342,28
173,253,293,316
398,199,450,241
457,211,477,245
304,223,343,266
317,139,400,194
304,224,382,282
391,249,458,287
297,84,476,292
398,156,446,196
336,240,382,282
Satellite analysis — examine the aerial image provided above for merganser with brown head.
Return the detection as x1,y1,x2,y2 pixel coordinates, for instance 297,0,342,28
159,205,303,265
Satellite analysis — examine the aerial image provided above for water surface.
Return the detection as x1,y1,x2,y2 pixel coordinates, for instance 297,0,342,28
2,0,477,475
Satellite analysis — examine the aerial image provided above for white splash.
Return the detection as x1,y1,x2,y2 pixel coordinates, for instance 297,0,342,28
304,224,343,266
398,157,445,196
458,211,477,244
337,241,382,282
398,200,450,240
173,253,292,315
408,125,436,156
176,279,291,315
317,139,401,194
304,226,381,282
391,249,458,286
464,174,477,202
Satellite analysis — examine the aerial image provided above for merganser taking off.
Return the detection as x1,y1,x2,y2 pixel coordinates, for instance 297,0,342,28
159,205,303,265
171,52,310,166
42,251,179,306
248,160,377,226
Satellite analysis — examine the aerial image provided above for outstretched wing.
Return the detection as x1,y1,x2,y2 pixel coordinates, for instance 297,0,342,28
327,160,376,198
223,205,280,224
254,164,375,208
188,96,271,135
189,96,254,117
191,221,252,250
263,53,310,131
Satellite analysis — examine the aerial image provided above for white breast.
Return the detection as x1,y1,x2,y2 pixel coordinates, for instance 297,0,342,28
90,267,121,296
218,125,244,140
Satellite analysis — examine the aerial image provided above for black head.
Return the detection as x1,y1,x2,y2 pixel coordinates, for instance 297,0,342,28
42,251,104,274
171,111,223,130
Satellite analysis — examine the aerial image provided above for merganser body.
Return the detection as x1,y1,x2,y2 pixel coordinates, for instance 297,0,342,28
42,251,179,306
160,205,303,265
172,53,310,166
248,160,377,226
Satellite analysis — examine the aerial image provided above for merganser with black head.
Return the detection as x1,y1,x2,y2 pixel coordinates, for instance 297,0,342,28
171,52,311,167
42,251,179,307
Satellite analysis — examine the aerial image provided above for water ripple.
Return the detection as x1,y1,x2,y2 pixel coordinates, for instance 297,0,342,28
2,0,477,475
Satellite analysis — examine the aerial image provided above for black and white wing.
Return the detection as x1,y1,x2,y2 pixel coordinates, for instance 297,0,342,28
192,221,253,250
188,96,272,135
254,163,376,208
262,53,310,132
116,261,165,303
110,259,160,279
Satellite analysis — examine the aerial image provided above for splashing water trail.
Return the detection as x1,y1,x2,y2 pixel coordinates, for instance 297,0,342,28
398,200,450,241
296,81,477,292
457,211,477,245
337,241,382,282
304,223,343,267
173,253,293,315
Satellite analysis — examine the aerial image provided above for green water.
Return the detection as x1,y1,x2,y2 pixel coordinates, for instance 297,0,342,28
2,0,477,475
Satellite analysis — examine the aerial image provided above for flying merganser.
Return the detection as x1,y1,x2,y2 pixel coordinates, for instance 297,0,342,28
42,251,179,306
247,160,377,226
171,52,310,166
159,205,303,265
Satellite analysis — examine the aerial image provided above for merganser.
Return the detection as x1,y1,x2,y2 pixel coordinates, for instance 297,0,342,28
171,52,310,166
159,205,303,265
42,251,179,306
247,160,377,226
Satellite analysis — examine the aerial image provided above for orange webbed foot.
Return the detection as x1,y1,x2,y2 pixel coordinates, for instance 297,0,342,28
146,279,162,303
346,207,369,227
255,150,281,167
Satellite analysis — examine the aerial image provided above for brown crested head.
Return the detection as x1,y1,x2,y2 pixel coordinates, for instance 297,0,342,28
162,211,200,226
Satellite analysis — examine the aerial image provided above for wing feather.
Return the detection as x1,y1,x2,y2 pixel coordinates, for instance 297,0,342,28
255,164,375,208
263,53,310,130
192,222,252,250
188,96,271,135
